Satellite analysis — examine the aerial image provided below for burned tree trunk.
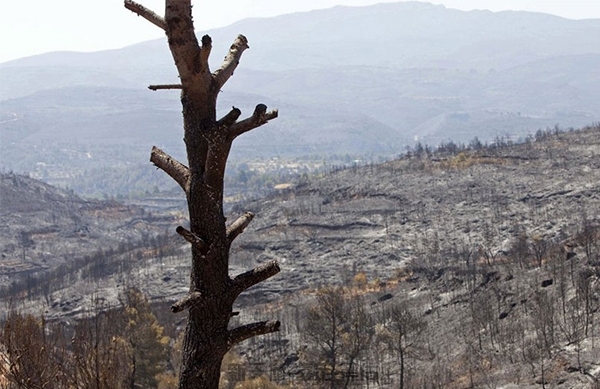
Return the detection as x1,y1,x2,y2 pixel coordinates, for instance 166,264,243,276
124,1,280,388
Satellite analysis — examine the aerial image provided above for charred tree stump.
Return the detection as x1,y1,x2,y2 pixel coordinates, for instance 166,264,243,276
125,1,280,388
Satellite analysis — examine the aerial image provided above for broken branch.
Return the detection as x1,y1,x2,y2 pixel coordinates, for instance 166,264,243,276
148,84,183,91
213,35,249,90
171,291,203,313
232,260,280,294
176,226,207,251
150,146,190,191
228,320,281,347
217,107,242,128
200,35,212,72
227,212,255,243
228,104,278,138
124,0,167,31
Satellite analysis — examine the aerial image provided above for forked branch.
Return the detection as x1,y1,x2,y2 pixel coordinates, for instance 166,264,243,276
228,320,281,347
150,146,190,191
229,104,279,138
124,0,167,30
213,35,250,90
227,212,255,243
232,260,280,294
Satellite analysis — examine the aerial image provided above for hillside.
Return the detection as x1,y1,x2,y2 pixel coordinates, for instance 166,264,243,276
0,172,180,298
234,125,600,291
225,124,600,388
4,125,600,387
1,2,600,195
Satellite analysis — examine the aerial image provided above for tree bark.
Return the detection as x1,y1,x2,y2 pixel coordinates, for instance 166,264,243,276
125,1,280,388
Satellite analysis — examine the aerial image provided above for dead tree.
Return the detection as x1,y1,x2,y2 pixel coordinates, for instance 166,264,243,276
124,1,281,388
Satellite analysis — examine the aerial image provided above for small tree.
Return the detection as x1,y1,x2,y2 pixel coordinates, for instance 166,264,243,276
0,310,66,389
70,307,133,389
123,1,281,388
379,301,427,389
303,287,347,388
303,288,374,389
120,288,170,389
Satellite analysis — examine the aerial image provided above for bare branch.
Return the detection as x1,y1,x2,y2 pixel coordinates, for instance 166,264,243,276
148,84,183,91
217,107,242,128
176,226,207,251
150,146,190,191
200,35,212,72
227,212,255,243
171,291,203,313
124,0,167,31
213,35,249,90
232,260,280,294
228,320,280,347
228,104,278,138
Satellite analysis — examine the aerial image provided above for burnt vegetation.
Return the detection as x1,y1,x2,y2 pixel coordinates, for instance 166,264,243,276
2,124,600,388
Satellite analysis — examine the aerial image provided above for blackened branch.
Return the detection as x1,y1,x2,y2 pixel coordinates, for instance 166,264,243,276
175,226,207,251
232,260,280,294
148,84,183,91
217,107,242,128
213,35,249,90
171,291,203,313
200,35,212,72
228,320,281,347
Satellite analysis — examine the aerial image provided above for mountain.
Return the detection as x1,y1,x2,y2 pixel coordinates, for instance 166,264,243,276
1,2,600,195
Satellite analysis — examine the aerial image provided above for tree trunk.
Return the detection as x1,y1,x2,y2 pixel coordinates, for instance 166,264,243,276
124,1,281,388
399,345,404,389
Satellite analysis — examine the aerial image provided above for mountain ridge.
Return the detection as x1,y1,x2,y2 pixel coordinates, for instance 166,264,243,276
2,1,600,195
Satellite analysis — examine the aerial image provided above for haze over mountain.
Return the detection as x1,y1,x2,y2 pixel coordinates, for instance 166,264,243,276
1,2,599,194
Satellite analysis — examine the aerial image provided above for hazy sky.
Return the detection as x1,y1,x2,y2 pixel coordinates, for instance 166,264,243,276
2,0,599,63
